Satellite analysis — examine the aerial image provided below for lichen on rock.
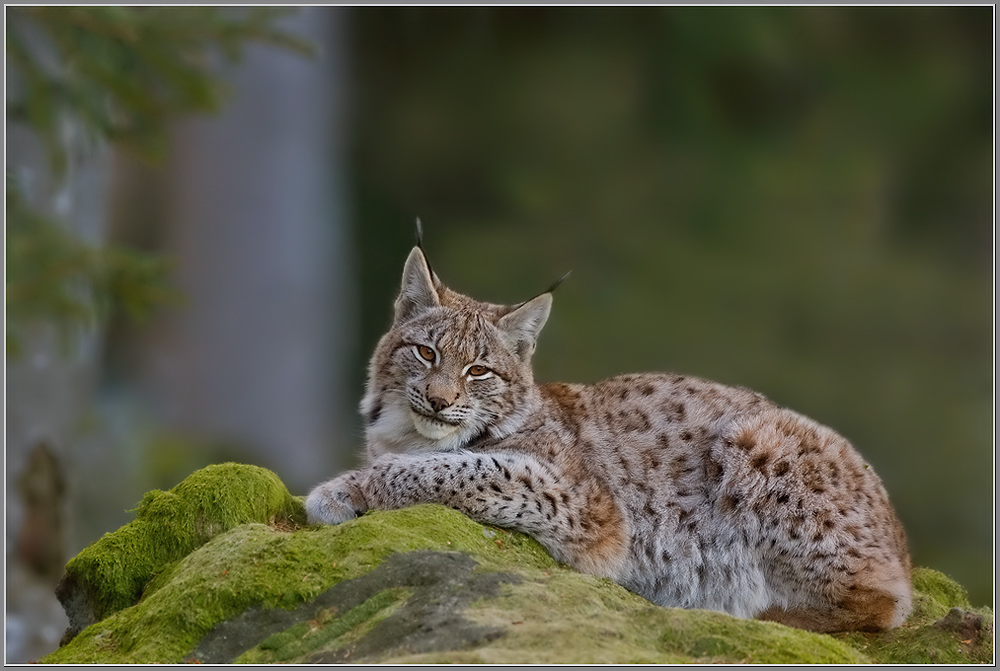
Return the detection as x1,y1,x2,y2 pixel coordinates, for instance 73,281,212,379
41,463,994,664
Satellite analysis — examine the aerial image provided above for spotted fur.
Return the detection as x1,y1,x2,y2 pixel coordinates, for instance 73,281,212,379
306,246,912,632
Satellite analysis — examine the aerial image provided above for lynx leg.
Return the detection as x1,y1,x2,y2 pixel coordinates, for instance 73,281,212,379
309,451,630,578
757,578,911,633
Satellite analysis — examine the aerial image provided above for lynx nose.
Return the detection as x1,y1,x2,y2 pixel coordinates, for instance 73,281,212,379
427,396,452,413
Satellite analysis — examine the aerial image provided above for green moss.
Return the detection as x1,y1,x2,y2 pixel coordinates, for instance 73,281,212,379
340,504,558,572
910,567,972,618
56,463,305,627
654,609,868,664
322,589,413,654
238,588,412,663
412,570,867,664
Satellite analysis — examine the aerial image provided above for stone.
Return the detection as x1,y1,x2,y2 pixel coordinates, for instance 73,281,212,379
41,463,994,664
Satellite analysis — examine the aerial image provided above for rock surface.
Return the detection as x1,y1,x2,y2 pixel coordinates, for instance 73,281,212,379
42,463,993,664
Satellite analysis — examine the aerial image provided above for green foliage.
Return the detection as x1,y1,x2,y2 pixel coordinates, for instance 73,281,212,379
5,175,179,356
5,6,313,357
6,6,314,171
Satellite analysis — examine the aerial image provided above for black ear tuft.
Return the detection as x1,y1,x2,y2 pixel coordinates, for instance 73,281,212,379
413,217,437,280
512,271,571,311
544,270,572,295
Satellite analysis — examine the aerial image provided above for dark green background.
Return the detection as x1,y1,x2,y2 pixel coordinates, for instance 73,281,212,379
349,8,992,604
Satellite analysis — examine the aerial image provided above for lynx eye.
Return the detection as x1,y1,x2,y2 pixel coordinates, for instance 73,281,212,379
413,344,437,364
466,364,492,379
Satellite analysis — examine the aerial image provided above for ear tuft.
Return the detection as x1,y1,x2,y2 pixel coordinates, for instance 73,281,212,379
394,247,440,322
497,293,552,361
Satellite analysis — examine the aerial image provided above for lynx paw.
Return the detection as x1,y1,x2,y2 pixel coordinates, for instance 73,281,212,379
305,473,368,525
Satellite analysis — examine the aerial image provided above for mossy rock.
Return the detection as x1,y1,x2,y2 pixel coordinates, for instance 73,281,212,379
52,462,306,643
42,464,993,664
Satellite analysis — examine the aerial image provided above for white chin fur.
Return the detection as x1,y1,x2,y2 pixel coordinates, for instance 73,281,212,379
410,410,461,441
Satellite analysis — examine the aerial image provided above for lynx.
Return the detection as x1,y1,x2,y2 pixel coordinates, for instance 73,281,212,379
306,242,912,633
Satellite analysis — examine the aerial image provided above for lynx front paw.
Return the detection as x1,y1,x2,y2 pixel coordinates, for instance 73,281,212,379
305,473,368,525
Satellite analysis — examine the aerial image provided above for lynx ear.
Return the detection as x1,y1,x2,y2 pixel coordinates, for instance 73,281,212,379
394,246,440,322
498,293,552,361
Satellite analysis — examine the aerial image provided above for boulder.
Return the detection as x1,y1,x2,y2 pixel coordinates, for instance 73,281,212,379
41,464,993,664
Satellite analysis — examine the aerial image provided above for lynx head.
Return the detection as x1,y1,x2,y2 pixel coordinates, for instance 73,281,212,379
361,246,552,458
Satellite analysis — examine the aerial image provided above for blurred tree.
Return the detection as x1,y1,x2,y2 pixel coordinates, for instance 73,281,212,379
5,7,313,662
119,6,355,494
7,7,313,352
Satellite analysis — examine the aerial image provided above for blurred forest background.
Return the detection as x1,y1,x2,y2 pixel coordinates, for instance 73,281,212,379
6,6,993,662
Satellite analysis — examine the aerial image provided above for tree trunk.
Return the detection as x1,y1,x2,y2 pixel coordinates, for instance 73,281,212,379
137,7,356,492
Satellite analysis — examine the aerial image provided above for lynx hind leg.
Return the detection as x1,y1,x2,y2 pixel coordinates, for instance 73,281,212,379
720,407,912,632
757,570,913,633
